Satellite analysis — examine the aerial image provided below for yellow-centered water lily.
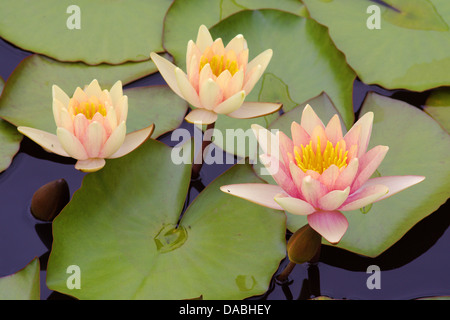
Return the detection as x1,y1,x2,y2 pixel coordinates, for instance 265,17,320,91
150,25,282,124
221,105,425,244
18,79,154,172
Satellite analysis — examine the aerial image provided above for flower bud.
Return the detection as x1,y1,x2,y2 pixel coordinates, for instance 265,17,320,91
287,224,322,264
30,178,70,221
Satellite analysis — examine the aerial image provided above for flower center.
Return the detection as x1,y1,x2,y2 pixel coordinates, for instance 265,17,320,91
294,137,348,174
70,97,107,120
199,49,239,77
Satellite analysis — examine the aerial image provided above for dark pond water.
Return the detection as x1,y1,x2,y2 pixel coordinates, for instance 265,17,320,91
0,37,449,300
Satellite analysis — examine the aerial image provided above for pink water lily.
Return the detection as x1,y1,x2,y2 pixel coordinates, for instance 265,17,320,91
221,105,425,244
150,25,281,124
18,79,154,172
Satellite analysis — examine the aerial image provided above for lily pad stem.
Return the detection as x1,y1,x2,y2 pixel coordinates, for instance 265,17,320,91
192,122,215,179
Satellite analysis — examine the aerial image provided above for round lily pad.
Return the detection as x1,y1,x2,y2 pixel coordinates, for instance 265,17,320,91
424,87,450,133
0,0,172,65
302,0,450,91
0,76,22,173
0,54,183,137
286,93,450,257
46,139,286,299
0,258,40,300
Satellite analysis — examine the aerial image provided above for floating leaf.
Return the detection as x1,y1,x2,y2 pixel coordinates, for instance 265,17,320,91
424,87,450,133
0,0,172,64
0,76,22,173
46,139,285,299
0,258,40,300
302,0,450,91
286,93,450,257
0,54,183,138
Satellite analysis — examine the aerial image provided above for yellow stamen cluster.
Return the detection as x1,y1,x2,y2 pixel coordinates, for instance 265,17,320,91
199,49,239,77
294,138,348,174
70,98,107,120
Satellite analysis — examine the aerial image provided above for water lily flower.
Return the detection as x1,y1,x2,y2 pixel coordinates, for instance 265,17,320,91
18,79,154,172
150,25,281,124
221,105,425,244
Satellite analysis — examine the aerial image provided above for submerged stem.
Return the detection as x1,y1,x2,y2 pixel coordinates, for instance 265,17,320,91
277,261,296,283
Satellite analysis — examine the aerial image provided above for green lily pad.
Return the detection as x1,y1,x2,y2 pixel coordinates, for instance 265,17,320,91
424,87,450,133
0,76,22,173
0,54,184,138
0,0,171,65
46,139,286,299
302,0,450,91
0,258,40,300
163,0,306,70
286,93,450,257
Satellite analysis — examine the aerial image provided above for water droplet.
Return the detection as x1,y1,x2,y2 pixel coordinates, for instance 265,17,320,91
235,275,257,292
154,224,188,253
360,203,373,214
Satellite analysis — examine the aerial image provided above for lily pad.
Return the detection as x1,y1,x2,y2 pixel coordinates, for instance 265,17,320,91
0,258,40,300
0,76,22,173
0,0,172,65
0,54,183,138
302,0,450,91
163,0,306,70
286,93,450,257
46,139,286,299
424,87,450,133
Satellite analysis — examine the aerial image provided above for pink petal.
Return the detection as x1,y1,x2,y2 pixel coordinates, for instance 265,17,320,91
213,90,245,115
278,131,294,167
84,121,106,158
307,210,349,244
291,121,311,148
356,175,425,202
351,145,389,192
246,49,272,81
274,195,316,216
175,67,202,108
107,124,154,159
75,158,106,172
184,108,218,125
227,101,281,119
353,111,374,159
343,124,361,159
195,25,213,52
325,114,344,145
301,104,325,136
100,121,127,158
260,154,300,198
199,63,214,90
84,79,102,98
109,80,123,107
215,70,232,92
199,78,222,110
301,175,328,208
52,85,70,106
289,161,306,199
224,69,244,99
251,124,280,160
188,54,200,92
319,164,340,190
225,34,246,53
334,158,359,190
318,187,350,211
339,184,388,211
242,64,262,94
73,113,89,142
56,127,89,160
17,126,69,158
310,125,328,153
220,183,285,210
150,52,184,99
